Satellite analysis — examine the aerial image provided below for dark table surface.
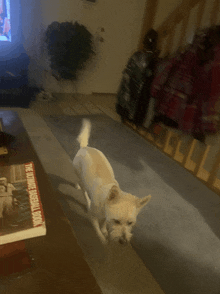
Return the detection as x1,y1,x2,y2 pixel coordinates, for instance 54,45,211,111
0,110,101,294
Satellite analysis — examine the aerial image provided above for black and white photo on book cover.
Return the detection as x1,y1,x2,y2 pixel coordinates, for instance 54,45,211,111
0,162,46,245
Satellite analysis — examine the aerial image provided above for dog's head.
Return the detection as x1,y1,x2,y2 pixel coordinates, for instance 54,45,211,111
104,185,151,245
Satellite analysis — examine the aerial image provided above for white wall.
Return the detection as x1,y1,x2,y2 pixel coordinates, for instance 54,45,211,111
20,0,147,94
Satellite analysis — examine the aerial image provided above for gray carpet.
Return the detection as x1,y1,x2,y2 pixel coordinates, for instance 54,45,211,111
44,114,220,294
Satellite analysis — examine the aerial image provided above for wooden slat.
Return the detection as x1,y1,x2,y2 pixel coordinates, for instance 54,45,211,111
159,36,169,58
183,139,197,172
149,0,219,56
171,136,179,158
197,168,210,182
157,0,202,38
163,130,173,155
173,138,184,163
163,33,175,58
137,127,147,138
200,0,215,28
184,4,200,44
170,21,183,54
207,148,220,187
152,125,164,149
210,0,220,26
186,160,197,172
195,145,211,176
196,0,206,28
217,7,220,23
145,132,154,142
156,0,207,57
178,13,190,48
155,139,163,149
213,178,220,191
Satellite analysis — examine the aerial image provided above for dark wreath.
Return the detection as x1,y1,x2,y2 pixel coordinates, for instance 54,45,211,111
45,21,95,80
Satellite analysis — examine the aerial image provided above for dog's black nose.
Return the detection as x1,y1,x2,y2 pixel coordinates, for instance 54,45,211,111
119,238,127,245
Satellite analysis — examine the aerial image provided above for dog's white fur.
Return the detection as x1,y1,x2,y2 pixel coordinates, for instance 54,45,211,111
73,119,151,245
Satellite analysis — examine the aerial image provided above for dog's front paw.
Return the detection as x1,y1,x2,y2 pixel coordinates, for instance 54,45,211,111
73,183,81,190
90,216,108,245
100,235,108,245
101,226,108,239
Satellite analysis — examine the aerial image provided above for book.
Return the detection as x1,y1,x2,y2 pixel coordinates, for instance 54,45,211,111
0,121,8,155
0,161,46,245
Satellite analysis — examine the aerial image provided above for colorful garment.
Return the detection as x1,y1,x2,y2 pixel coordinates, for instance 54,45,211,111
151,42,220,138
116,50,156,125
151,50,198,131
204,42,220,132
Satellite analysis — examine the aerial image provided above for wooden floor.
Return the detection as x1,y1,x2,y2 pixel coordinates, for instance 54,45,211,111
30,93,121,123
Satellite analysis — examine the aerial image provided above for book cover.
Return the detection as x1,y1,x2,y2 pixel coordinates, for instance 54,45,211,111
0,162,46,245
0,120,8,155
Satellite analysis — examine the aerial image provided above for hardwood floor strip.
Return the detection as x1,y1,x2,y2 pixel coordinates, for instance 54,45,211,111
61,106,77,116
83,101,102,114
32,101,62,116
90,94,117,111
95,104,121,122
61,95,90,115
58,100,77,115
70,101,90,115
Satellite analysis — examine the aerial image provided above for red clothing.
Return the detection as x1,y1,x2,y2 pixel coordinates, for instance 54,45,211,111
151,44,220,136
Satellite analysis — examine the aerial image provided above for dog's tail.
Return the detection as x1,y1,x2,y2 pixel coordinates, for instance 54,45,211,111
77,119,91,148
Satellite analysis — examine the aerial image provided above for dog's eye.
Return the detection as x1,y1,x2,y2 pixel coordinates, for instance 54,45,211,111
127,221,133,225
114,219,120,224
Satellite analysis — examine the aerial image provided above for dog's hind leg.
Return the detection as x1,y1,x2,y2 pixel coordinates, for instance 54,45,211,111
84,190,91,211
73,181,91,211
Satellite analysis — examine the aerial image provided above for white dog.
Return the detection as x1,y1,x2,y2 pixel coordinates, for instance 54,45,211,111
73,119,151,245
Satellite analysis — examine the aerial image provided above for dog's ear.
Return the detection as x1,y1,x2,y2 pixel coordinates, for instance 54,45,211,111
108,185,119,201
136,195,151,210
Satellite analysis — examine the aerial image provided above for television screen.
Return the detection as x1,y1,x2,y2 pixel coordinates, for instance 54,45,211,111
0,0,11,42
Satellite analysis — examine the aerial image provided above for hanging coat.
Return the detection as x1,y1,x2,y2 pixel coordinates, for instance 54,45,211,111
151,47,217,138
116,50,156,125
152,50,199,127
200,42,220,133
